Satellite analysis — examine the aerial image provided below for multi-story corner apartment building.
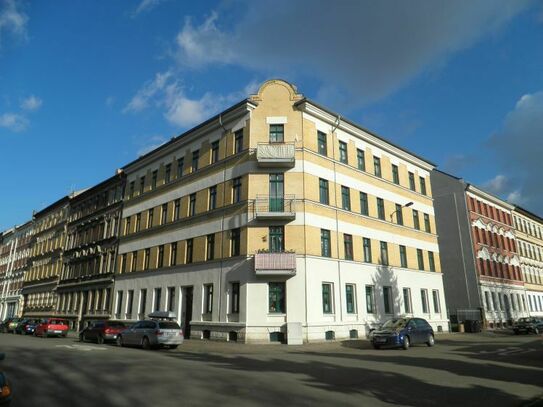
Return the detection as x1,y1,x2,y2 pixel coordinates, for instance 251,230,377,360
0,221,33,319
56,173,125,330
512,206,543,316
112,79,448,343
22,196,70,318
432,170,528,328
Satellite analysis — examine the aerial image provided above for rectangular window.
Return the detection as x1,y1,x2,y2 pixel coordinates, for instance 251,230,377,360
161,204,168,225
400,245,408,268
154,288,162,311
235,129,244,153
126,290,134,315
232,177,242,203
129,181,135,197
189,193,196,216
392,164,399,184
321,229,331,257
170,242,177,266
420,177,427,195
360,192,369,216
344,234,353,260
116,291,123,315
395,203,404,225
413,210,420,230
363,238,372,263
319,178,329,205
366,285,375,314
346,284,356,314
269,282,286,313
139,176,145,195
121,253,127,273
269,124,284,143
143,248,150,270
209,186,217,210
380,241,389,266
192,150,199,172
206,234,215,260
231,282,240,314
204,284,213,314
403,288,412,313
165,164,171,183
147,209,154,228
152,170,158,189
135,213,141,232
168,287,175,312
131,251,137,272
231,228,240,256
339,141,348,164
432,290,440,313
485,291,492,310
317,131,327,156
417,249,425,270
383,286,393,314
269,226,284,253
357,149,365,171
428,252,436,272
424,213,431,233
186,239,193,264
322,283,333,314
492,292,499,310
409,172,416,191
173,199,180,221
421,289,429,313
157,245,164,268
177,158,184,178
377,198,385,220
211,141,219,163
341,186,351,211
139,289,147,316
373,156,382,178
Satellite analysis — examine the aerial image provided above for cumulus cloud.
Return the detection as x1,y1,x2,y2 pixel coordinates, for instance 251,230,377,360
0,0,27,46
174,0,530,105
0,112,28,132
20,95,42,111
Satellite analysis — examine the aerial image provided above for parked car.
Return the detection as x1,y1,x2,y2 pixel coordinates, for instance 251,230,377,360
5,319,21,334
14,319,40,335
0,319,14,334
116,312,183,350
513,317,543,335
79,321,127,344
34,318,69,338
371,317,435,350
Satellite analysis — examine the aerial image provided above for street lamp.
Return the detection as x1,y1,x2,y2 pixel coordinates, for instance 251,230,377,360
390,201,414,222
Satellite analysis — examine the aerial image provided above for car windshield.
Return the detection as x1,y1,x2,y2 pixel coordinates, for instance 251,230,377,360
159,322,180,329
381,319,408,329
49,319,67,325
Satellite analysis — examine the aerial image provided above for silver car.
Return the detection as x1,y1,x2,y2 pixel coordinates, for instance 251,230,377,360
116,319,184,350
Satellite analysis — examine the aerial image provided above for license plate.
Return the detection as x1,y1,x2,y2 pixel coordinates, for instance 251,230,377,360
54,330,62,333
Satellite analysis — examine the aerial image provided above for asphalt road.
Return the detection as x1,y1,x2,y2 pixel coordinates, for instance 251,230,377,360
0,332,542,407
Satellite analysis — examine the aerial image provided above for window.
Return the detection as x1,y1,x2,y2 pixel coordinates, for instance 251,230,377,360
363,238,372,263
421,289,429,313
420,177,427,195
484,291,492,310
380,241,389,266
161,204,168,225
346,284,356,314
269,226,284,253
341,186,351,211
116,291,123,315
373,157,382,178
400,245,407,268
189,193,196,216
392,164,399,184
135,213,141,232
157,245,164,268
211,141,219,163
165,164,171,183
424,213,431,233
269,124,283,143
403,288,412,313
192,150,199,171
395,204,404,225
131,251,137,272
269,282,286,313
321,229,331,257
409,172,416,191
317,131,327,156
152,170,158,189
139,176,145,195
235,129,244,153
168,287,176,312
339,141,348,163
360,192,369,216
209,186,217,210
147,209,154,228
139,289,147,316
170,242,177,266
429,252,436,272
125,217,131,235
383,286,393,314
377,198,385,220
417,249,424,270
357,149,365,171
322,283,333,314
174,199,180,221
206,234,215,260
492,292,499,310
413,210,420,230
143,248,150,270
121,253,127,273
126,290,134,315
344,234,353,260
231,228,240,256
232,177,242,203
319,178,329,205
154,288,162,311
129,181,135,198
186,239,193,264
432,290,440,313
177,158,184,179
366,285,375,313
204,284,213,314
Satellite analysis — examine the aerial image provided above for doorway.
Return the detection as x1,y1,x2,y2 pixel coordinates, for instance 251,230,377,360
182,286,193,339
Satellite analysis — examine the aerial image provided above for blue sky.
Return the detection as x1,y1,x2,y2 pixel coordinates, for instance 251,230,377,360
1,0,543,231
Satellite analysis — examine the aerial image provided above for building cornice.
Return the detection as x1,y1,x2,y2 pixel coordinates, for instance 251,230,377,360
466,184,514,211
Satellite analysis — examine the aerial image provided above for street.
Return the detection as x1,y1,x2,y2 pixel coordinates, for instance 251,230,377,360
1,332,542,406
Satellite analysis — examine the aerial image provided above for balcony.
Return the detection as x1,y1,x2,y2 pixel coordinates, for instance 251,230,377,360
256,143,295,167
254,252,296,276
253,195,296,220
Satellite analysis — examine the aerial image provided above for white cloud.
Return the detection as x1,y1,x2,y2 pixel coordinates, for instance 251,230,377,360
132,0,166,17
0,0,28,46
174,0,530,105
0,112,28,132
20,95,42,111
123,70,173,113
483,174,510,195
137,135,168,156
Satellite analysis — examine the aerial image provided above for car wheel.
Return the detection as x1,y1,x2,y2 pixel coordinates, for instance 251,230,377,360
97,335,104,345
372,344,381,350
426,334,435,347
142,337,151,350
116,335,124,347
402,336,410,350
169,345,178,350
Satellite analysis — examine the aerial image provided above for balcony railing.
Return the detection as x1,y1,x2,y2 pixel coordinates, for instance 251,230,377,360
254,252,296,276
256,143,295,167
253,195,296,220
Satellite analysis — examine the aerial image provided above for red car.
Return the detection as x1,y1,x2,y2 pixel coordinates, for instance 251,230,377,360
79,321,127,344
34,318,69,338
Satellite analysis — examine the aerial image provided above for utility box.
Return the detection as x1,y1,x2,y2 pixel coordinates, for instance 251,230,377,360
287,322,303,345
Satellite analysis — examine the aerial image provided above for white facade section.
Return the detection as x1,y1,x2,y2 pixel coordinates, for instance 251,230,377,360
526,290,543,316
479,281,530,324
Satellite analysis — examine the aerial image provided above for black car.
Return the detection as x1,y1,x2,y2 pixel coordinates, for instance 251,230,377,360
14,319,40,335
371,317,435,350
513,317,543,335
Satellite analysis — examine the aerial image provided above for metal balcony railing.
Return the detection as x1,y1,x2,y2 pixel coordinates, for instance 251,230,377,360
256,143,295,166
253,195,296,220
254,252,296,276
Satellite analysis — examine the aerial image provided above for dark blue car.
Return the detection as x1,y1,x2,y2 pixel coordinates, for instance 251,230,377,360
371,317,435,350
